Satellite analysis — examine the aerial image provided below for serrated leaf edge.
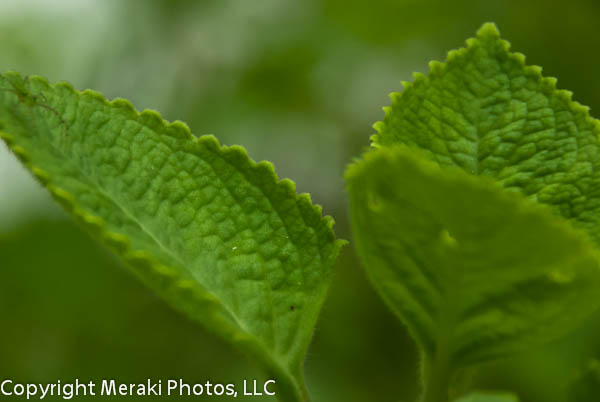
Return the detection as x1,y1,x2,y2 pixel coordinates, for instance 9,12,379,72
0,71,347,402
370,22,600,149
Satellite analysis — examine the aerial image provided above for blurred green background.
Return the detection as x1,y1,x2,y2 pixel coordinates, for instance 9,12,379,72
2,1,600,401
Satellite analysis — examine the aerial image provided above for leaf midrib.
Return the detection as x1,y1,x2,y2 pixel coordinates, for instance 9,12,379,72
12,119,306,402
21,106,261,339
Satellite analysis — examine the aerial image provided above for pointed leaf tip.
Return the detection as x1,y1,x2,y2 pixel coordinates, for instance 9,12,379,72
477,22,501,37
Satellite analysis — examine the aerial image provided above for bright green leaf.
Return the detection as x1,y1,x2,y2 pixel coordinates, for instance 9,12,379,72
454,391,518,402
346,146,600,398
0,71,345,402
373,22,600,246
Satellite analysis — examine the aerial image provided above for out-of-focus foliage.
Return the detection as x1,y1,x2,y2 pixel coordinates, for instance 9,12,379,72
347,145,600,394
0,219,270,401
454,392,518,402
567,360,600,402
2,0,600,401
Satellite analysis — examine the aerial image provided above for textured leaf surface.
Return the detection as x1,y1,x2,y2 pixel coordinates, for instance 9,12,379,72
346,147,600,370
454,392,518,402
348,23,600,397
0,71,344,401
373,23,600,246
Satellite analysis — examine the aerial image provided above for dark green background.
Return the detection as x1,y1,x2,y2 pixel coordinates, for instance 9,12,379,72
1,1,600,401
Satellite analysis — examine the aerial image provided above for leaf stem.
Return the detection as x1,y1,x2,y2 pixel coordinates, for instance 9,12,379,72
275,370,310,402
419,307,454,402
420,352,451,402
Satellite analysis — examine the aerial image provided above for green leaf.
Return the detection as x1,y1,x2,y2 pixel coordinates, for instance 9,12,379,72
346,146,600,400
454,392,518,402
567,360,600,402
350,22,600,399
0,71,345,402
373,22,600,247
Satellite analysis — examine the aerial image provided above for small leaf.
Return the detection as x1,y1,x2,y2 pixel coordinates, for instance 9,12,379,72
567,360,600,402
454,392,518,402
0,72,345,402
373,22,600,247
346,146,600,373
